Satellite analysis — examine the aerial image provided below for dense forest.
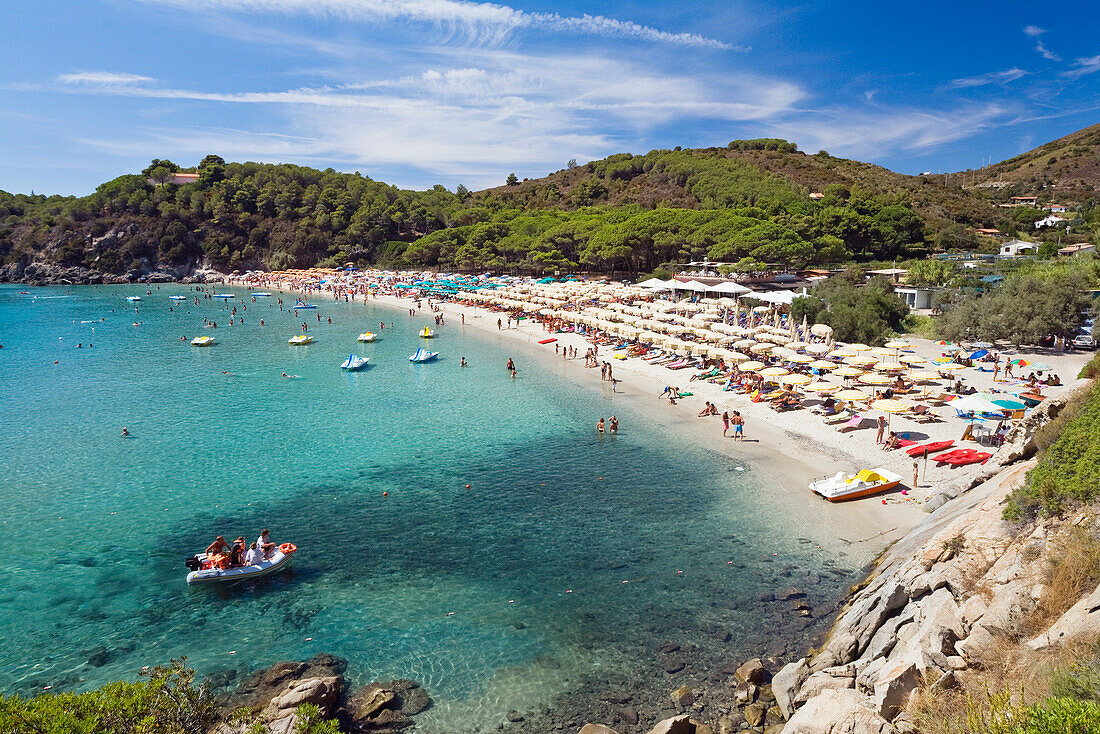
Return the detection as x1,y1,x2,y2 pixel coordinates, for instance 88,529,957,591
2,130,1099,280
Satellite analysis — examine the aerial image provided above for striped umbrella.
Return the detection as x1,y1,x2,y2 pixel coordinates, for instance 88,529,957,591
835,388,872,402
872,398,911,413
781,373,813,386
806,381,839,393
848,343,873,352
759,366,790,378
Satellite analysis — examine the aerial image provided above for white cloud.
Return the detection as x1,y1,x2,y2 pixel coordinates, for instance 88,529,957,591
760,103,1010,160
1064,55,1100,80
1022,25,1060,61
950,67,1028,88
50,50,794,186
141,0,738,49
57,71,155,85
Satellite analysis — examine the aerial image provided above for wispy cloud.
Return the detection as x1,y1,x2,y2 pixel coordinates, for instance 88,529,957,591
141,0,739,49
1064,55,1100,80
950,67,1028,88
760,103,1011,160
46,51,795,186
1023,25,1060,61
57,71,155,85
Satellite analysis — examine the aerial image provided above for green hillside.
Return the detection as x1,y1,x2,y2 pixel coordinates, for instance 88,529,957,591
2,132,1099,282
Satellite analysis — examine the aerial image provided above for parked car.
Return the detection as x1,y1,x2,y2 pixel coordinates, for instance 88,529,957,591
1072,334,1097,350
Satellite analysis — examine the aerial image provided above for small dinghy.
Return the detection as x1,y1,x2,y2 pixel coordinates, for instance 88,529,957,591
809,467,903,502
170,295,188,301
191,336,215,347
213,294,234,299
409,348,438,363
341,354,369,371
185,543,297,586
419,327,435,338
252,292,272,297
357,332,378,342
126,296,142,302
288,335,313,345
294,300,317,309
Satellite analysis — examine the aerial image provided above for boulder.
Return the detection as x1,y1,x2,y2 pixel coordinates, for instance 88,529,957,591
671,685,695,707
959,595,988,626
794,665,855,704
617,706,639,725
872,662,921,720
579,725,620,734
955,624,996,662
781,689,897,734
772,658,810,718
646,715,692,734
735,657,771,685
347,683,396,720
744,702,766,727
922,494,949,514
228,654,346,712
733,679,756,705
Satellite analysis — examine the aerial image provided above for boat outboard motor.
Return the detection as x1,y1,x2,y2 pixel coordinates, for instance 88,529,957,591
184,555,202,571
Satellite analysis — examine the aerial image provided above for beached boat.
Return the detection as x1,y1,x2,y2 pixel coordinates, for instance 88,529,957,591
190,336,215,347
357,332,378,342
288,335,313,345
809,467,903,502
185,543,297,586
419,327,435,338
170,295,188,301
293,300,317,309
408,348,438,363
341,354,369,371
126,296,142,302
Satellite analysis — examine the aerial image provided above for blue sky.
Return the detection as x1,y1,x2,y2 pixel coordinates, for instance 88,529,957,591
2,0,1099,195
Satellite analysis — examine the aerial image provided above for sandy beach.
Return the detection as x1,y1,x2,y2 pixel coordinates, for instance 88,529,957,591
249,281,1091,555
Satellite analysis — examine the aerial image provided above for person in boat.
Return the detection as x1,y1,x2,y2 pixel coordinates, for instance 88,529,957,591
257,529,277,559
229,537,246,567
244,542,262,566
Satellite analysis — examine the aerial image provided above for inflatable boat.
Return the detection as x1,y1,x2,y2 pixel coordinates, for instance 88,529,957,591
419,327,435,338
185,543,297,586
126,296,142,302
293,301,317,309
905,440,954,457
170,295,188,301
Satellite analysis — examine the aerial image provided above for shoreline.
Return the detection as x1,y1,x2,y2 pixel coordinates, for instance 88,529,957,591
272,285,930,554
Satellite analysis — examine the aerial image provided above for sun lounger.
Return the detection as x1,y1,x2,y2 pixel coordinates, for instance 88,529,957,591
822,410,852,425
836,414,867,433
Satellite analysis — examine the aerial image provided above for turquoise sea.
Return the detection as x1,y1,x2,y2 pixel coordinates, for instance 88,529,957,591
0,284,861,731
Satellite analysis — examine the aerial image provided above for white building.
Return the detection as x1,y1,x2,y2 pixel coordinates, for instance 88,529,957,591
895,286,935,310
999,239,1039,258
1035,214,1068,229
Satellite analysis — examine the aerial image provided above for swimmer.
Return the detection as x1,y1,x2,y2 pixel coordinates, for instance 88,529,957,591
596,418,605,434
121,427,130,437
461,357,467,367
609,416,618,434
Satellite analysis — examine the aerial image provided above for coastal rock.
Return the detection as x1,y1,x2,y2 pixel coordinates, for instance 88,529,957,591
616,706,639,725
348,684,395,720
922,494,949,514
794,665,855,705
670,685,695,707
506,710,525,722
579,725,620,734
872,662,920,720
781,689,896,734
261,675,342,721
1027,580,1100,650
600,690,633,704
772,658,810,718
732,679,756,705
734,658,770,685
228,654,347,712
662,656,688,674
744,703,766,727
646,715,692,734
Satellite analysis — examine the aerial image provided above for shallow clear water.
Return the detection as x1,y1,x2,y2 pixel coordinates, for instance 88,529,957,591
0,284,861,731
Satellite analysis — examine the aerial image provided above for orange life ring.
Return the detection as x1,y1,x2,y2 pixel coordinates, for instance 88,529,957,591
279,542,297,554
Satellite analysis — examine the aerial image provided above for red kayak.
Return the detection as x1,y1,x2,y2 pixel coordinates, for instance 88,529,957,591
538,338,557,344
934,449,975,464
940,451,992,466
906,440,954,457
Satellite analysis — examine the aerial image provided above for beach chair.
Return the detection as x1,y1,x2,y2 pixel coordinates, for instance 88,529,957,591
910,404,941,424
836,414,867,433
822,410,852,425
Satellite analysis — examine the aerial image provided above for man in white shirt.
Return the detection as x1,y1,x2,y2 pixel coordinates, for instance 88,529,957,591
244,542,263,566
